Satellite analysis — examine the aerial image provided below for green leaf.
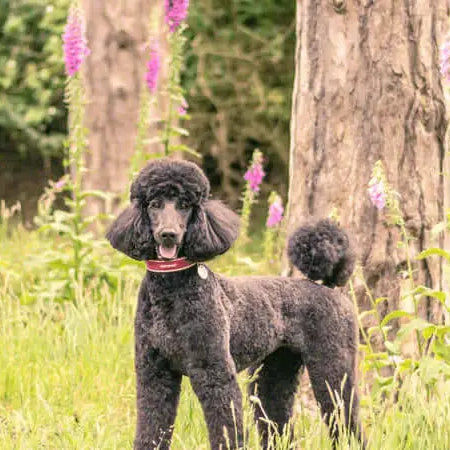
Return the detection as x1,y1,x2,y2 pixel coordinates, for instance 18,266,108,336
416,248,450,262
384,340,401,355
399,358,416,372
436,326,450,340
380,310,412,328
406,285,447,304
80,190,113,201
169,144,202,158
396,318,433,341
367,326,380,337
418,357,450,385
422,324,437,340
375,297,389,305
182,147,202,158
364,351,389,361
432,339,450,361
170,126,190,137
374,375,394,387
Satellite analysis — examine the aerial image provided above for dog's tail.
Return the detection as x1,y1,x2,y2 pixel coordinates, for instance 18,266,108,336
287,218,355,288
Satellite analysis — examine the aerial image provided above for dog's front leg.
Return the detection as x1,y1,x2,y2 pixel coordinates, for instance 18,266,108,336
187,356,243,450
134,347,182,450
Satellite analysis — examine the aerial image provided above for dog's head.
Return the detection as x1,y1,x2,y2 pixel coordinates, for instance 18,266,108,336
106,158,240,262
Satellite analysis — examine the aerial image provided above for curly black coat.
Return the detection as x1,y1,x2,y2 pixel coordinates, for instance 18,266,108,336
107,158,364,450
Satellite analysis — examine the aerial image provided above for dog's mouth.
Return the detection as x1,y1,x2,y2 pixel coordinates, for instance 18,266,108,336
157,244,180,260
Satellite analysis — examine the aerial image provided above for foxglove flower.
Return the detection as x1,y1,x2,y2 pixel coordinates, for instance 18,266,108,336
165,0,189,33
62,9,90,76
440,35,450,84
145,40,161,93
368,179,386,210
266,195,284,228
244,152,265,193
244,163,265,192
178,98,188,115
54,177,67,191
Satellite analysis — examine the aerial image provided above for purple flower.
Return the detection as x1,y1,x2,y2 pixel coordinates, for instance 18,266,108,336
178,98,188,115
244,162,265,192
165,0,189,33
145,40,161,93
368,179,386,210
267,196,284,228
62,9,90,76
440,36,450,84
54,178,66,190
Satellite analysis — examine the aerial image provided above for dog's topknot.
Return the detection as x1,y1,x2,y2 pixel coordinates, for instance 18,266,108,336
287,219,355,287
131,158,210,206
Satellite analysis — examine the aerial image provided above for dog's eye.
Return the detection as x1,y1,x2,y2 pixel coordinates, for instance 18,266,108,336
148,199,162,209
178,200,190,210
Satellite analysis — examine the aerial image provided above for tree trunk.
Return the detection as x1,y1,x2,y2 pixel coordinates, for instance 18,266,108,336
82,0,164,214
286,0,447,344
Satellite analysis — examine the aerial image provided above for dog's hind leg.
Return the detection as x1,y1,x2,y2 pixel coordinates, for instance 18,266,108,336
304,351,365,448
248,347,303,450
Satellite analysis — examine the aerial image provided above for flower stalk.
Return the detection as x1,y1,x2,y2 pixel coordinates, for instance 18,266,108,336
131,36,160,180
239,150,265,242
162,26,189,156
263,192,284,262
63,4,90,281
132,1,197,168
368,161,423,357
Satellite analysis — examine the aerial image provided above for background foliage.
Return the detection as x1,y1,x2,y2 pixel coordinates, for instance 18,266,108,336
0,0,68,220
0,0,68,157
185,0,295,204
0,0,294,216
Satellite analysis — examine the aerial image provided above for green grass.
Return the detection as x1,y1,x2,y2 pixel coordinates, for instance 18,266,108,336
1,227,450,449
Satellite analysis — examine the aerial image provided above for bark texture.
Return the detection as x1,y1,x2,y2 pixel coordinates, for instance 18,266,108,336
286,0,448,336
81,0,163,213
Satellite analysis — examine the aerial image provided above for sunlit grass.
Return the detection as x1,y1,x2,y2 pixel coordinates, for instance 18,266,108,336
0,277,136,449
1,227,450,449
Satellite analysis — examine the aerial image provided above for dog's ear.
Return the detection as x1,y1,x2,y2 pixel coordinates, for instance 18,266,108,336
184,200,240,261
106,201,155,260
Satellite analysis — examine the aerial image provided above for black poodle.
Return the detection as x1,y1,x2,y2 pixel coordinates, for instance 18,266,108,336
107,158,364,450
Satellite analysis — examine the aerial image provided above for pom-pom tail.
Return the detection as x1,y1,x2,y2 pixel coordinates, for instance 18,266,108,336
287,219,355,287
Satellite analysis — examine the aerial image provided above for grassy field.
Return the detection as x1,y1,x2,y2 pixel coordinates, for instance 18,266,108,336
1,227,450,449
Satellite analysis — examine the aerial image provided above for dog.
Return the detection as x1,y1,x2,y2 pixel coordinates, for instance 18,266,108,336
106,158,363,449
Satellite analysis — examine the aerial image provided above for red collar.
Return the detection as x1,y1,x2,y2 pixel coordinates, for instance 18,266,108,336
146,257,196,273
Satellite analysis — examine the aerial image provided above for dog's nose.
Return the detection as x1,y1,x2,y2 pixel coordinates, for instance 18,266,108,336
160,231,177,241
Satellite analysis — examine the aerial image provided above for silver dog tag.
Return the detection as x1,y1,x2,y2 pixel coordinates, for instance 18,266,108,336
197,264,208,280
